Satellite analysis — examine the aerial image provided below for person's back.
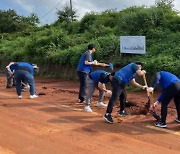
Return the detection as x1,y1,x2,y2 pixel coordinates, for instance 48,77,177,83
13,62,38,99
159,71,180,90
15,62,34,75
115,63,138,85
90,70,109,84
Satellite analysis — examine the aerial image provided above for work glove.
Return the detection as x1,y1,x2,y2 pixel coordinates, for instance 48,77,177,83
142,70,146,74
25,84,30,89
92,60,98,65
154,101,159,107
147,87,154,92
150,101,159,110
142,85,147,90
106,90,112,95
103,63,109,67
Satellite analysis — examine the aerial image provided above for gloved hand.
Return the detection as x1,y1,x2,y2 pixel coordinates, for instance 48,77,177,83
92,60,98,65
142,85,147,90
106,90,112,95
150,101,159,110
142,70,146,74
147,87,154,92
154,101,159,107
103,63,109,67
25,84,30,89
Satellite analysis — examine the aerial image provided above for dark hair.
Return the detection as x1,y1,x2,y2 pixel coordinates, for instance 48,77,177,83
110,72,115,76
135,61,143,66
88,44,95,50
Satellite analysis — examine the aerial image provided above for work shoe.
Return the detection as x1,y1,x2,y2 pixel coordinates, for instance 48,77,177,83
154,122,167,128
18,95,22,99
97,102,107,107
118,110,130,116
84,106,93,112
78,99,85,104
175,118,180,123
103,113,113,124
30,94,38,99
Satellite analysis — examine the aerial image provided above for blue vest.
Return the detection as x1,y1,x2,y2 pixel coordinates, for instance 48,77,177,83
159,71,180,90
90,70,109,84
114,63,138,85
77,51,92,73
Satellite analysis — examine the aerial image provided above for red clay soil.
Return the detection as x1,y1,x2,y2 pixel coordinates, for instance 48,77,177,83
0,73,179,154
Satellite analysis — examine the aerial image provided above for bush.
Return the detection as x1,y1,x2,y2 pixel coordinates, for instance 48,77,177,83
0,2,179,77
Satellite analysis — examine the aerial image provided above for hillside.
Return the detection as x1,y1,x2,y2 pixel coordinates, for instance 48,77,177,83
0,1,179,78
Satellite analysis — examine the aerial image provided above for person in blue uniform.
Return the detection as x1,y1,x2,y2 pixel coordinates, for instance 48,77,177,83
84,70,114,112
103,62,147,124
6,62,39,99
77,44,109,103
147,71,180,128
5,62,30,91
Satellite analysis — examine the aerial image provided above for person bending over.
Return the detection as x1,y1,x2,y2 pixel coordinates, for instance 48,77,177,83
84,70,114,112
147,71,180,128
104,62,147,124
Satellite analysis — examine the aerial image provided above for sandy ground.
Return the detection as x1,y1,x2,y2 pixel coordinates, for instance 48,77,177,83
0,74,179,154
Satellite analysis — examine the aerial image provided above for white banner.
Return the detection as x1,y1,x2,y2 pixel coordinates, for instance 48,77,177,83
120,36,146,54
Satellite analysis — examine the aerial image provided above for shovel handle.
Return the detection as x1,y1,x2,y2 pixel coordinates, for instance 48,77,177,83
143,74,150,97
143,74,154,103
143,75,159,119
143,74,148,86
151,91,154,103
143,74,155,110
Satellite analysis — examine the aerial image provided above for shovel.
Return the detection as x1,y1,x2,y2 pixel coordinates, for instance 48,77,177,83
143,74,160,121
149,91,160,121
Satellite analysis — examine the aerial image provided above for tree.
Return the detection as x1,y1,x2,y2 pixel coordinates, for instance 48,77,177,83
56,5,78,22
155,0,174,10
0,9,19,33
25,13,40,26
0,9,39,33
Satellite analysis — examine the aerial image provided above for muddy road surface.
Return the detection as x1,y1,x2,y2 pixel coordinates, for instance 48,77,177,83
0,74,179,154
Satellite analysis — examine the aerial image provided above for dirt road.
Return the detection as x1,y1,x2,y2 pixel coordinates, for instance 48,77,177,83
0,74,179,154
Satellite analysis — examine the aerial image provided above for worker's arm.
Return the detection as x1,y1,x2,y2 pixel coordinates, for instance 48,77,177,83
130,78,147,89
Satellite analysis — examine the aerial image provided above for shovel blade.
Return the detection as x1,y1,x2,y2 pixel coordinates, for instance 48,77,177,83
109,63,114,70
150,111,160,121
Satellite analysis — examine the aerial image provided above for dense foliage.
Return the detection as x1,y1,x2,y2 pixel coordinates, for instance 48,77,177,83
0,0,179,78
0,9,39,33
